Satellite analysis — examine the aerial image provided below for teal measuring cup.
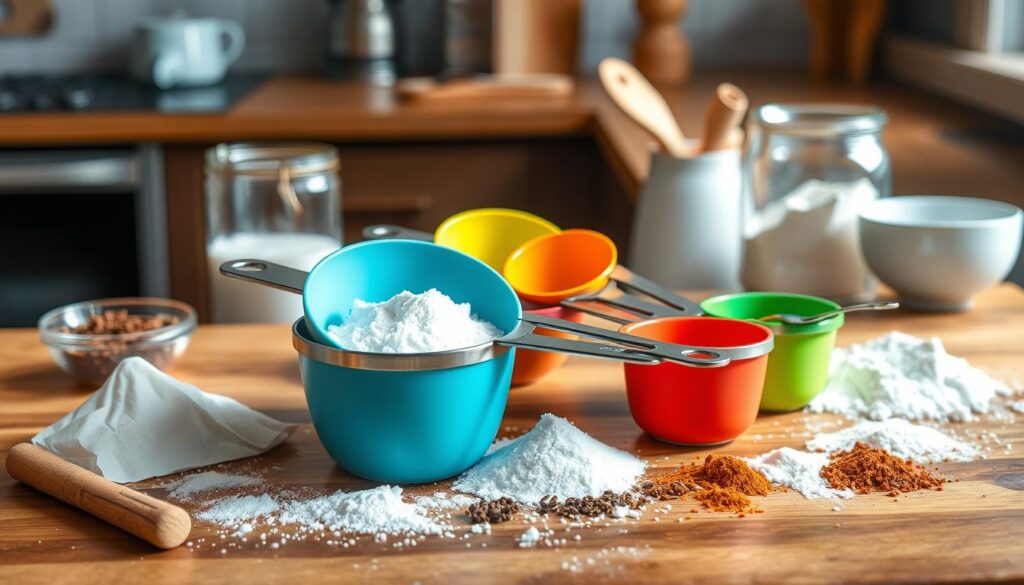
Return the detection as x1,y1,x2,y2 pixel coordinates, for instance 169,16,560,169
700,292,844,412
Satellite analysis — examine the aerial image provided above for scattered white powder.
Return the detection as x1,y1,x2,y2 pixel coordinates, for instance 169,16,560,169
806,418,978,462
278,486,443,535
197,494,280,525
452,414,646,504
413,492,479,512
326,289,503,353
747,447,853,500
809,332,1009,421
518,527,542,548
165,471,263,501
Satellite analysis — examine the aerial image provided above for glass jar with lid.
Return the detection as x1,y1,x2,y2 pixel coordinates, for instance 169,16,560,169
742,104,890,303
206,142,342,323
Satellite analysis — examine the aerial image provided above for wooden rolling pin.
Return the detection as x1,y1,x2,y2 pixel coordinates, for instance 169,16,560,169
6,443,191,549
700,83,749,152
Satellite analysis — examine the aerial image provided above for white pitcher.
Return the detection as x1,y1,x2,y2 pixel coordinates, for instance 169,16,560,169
627,148,743,291
131,15,246,89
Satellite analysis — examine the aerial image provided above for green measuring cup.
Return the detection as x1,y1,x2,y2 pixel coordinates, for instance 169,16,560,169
700,292,844,412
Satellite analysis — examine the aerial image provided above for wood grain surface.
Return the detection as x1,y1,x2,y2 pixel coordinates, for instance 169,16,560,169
1,286,1022,584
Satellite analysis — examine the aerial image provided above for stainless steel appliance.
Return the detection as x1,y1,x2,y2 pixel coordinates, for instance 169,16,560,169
0,147,168,326
0,74,265,113
325,0,398,85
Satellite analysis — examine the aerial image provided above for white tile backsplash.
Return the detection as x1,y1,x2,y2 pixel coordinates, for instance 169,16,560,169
0,0,808,75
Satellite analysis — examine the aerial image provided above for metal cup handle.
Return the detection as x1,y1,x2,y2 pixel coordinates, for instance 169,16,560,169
497,323,660,365
219,259,308,294
562,291,683,325
521,313,731,368
362,224,434,242
609,265,704,314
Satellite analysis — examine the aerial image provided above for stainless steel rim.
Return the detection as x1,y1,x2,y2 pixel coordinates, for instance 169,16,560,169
620,317,774,362
292,318,514,371
756,104,887,136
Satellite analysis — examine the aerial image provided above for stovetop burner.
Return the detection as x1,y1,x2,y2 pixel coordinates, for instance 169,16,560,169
0,74,266,114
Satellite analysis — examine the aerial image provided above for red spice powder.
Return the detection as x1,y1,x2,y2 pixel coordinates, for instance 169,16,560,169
821,442,945,496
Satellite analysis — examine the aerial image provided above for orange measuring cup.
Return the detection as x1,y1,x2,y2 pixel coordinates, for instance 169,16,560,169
502,229,618,305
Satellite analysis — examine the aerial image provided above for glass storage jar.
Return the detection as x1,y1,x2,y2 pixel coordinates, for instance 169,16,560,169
206,142,342,323
742,104,889,303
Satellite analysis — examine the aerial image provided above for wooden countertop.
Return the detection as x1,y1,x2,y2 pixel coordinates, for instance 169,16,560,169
1,72,1022,203
1,285,1022,584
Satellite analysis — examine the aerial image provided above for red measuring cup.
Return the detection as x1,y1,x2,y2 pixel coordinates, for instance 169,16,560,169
620,316,773,446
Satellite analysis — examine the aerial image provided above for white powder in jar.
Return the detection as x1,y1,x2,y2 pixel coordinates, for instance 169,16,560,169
326,289,503,353
806,418,978,462
742,178,878,299
809,332,1009,421
452,414,646,504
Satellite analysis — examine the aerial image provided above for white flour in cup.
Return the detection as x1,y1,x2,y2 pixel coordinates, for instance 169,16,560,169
327,289,502,353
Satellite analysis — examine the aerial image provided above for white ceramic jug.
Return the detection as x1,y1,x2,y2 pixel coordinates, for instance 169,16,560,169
131,15,246,89
627,147,743,291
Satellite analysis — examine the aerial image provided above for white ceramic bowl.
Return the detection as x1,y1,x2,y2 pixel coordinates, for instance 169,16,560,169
859,196,1023,311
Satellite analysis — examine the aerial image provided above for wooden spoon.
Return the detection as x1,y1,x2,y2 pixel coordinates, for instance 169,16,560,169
598,57,690,158
700,82,749,152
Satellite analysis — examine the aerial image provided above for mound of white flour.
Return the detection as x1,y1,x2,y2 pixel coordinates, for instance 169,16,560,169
327,289,502,353
809,332,1008,421
453,414,646,504
747,447,853,500
806,418,978,463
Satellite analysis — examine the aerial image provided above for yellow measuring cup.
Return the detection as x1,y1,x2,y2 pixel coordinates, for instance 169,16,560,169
363,208,561,271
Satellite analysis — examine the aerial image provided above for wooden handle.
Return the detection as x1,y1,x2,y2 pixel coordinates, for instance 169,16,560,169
700,83,748,152
598,57,690,158
6,443,191,549
398,75,574,101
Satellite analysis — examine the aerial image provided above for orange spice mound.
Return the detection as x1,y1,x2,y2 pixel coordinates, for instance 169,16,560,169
820,442,945,496
656,454,772,496
692,485,759,515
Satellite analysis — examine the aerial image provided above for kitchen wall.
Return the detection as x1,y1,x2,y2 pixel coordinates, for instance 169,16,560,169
0,0,810,75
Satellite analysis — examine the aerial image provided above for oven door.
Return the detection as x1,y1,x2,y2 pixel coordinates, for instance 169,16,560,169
0,147,168,327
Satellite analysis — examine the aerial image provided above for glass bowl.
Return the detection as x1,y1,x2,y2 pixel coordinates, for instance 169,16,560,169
38,297,198,387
